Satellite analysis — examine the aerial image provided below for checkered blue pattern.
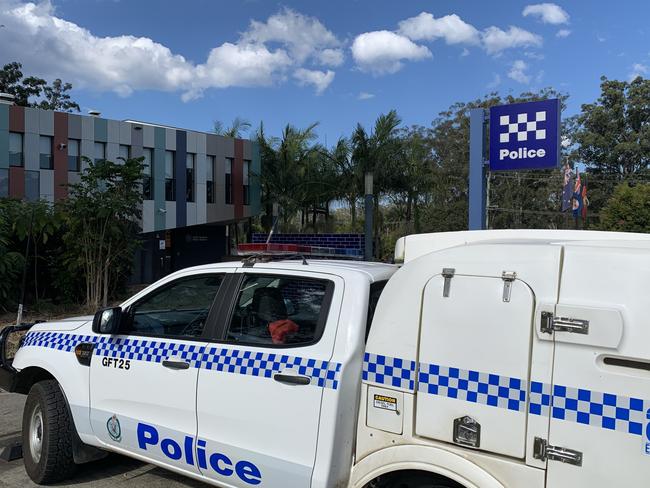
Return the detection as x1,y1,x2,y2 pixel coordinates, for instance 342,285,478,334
499,111,547,143
418,363,527,413
20,332,342,390
529,380,552,417
531,383,646,437
362,353,416,391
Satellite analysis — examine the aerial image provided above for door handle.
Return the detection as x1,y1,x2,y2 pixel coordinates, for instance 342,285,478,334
162,360,190,370
273,373,311,386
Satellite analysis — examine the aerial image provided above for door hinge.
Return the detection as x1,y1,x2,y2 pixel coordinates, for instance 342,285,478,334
540,311,589,335
533,437,583,466
501,271,517,302
442,268,455,298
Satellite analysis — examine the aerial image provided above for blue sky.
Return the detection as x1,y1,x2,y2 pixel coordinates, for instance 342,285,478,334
1,0,649,144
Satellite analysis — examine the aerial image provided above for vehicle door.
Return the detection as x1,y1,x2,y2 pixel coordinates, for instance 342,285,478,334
545,246,650,487
89,272,227,475
415,272,536,459
195,269,343,488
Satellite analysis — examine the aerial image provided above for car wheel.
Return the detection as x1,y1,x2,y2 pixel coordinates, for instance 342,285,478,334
22,380,77,484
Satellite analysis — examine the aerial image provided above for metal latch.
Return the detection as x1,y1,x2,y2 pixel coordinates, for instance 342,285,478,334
501,271,516,302
533,437,583,466
541,312,589,335
442,268,455,298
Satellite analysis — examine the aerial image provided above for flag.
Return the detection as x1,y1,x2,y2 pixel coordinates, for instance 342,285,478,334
581,179,589,219
572,172,584,219
561,163,574,212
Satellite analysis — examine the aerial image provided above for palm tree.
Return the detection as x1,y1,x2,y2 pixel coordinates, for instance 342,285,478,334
213,117,252,138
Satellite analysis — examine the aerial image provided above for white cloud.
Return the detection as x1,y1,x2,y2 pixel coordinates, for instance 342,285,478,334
317,48,345,67
556,29,571,38
293,68,335,95
523,3,570,25
461,48,470,57
351,30,431,75
508,60,531,84
358,91,375,100
0,1,340,99
629,63,648,80
482,26,543,55
398,12,480,45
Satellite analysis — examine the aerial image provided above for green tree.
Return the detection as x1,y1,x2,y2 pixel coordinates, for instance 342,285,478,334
63,157,144,308
0,210,23,310
0,62,80,112
214,117,252,138
572,76,650,214
599,182,650,233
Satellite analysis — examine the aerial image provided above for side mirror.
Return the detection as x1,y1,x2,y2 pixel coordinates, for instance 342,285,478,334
92,307,123,335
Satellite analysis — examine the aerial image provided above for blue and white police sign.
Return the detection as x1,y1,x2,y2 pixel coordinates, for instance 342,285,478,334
489,99,560,171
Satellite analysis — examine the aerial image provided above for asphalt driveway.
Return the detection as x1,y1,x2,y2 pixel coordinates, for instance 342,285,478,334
0,391,206,487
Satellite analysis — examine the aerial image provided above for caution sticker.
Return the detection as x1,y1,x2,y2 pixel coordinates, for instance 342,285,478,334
373,394,397,412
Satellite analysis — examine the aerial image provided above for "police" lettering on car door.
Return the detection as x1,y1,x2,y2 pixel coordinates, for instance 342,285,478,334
137,422,261,484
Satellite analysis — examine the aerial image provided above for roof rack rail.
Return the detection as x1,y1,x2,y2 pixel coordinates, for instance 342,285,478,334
241,253,309,267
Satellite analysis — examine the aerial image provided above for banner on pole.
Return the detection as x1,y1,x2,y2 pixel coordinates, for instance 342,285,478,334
489,99,561,171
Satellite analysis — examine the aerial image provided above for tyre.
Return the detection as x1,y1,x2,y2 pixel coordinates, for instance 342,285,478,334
22,380,77,484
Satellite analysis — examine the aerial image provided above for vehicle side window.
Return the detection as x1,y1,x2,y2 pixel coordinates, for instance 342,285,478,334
225,274,332,347
123,274,224,338
365,280,387,342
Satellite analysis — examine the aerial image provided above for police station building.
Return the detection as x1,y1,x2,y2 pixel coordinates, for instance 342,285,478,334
0,95,261,283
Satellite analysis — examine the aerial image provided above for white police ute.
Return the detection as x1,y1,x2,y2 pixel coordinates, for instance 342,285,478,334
1,230,649,488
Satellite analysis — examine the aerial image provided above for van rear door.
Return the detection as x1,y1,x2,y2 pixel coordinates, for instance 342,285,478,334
545,245,650,487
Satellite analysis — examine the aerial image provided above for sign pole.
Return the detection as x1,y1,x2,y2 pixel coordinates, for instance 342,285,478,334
469,108,487,230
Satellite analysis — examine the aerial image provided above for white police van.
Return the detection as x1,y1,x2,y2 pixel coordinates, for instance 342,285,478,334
1,230,649,488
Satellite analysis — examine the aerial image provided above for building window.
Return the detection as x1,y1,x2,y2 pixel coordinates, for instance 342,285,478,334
165,150,175,201
142,148,153,200
243,159,250,205
39,136,53,169
94,142,106,164
25,170,40,202
9,132,23,167
0,169,8,198
119,145,130,161
186,153,195,202
225,157,233,204
68,139,80,171
206,155,215,204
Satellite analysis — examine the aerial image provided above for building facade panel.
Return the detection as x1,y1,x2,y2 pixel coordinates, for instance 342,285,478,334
24,132,39,170
233,139,244,219
186,130,198,154
68,114,81,139
53,111,68,200
165,128,176,150
9,166,24,198
186,202,197,226
153,127,166,231
165,200,176,230
9,105,24,132
143,125,155,148
142,200,155,233
175,130,187,228
80,139,93,171
106,142,119,163
107,120,120,143
250,141,261,215
81,115,93,141
39,109,54,136
196,182,207,224
94,117,108,142
119,121,132,145
206,133,218,155
0,105,8,169
40,169,54,202
24,107,39,134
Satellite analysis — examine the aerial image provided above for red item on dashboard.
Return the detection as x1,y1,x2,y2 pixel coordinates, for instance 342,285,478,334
268,319,299,344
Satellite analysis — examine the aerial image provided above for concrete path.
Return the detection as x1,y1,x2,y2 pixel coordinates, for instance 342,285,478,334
0,391,205,487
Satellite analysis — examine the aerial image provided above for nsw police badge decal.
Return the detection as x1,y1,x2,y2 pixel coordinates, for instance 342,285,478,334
107,414,122,442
